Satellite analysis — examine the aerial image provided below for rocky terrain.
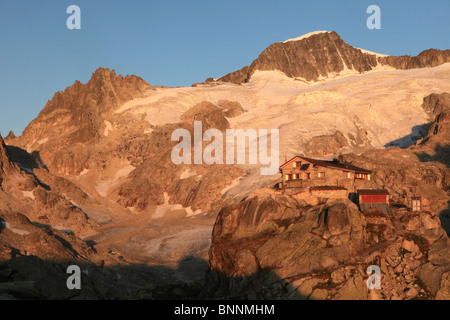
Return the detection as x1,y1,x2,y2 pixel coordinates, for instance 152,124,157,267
205,90,450,300
206,189,449,300
0,31,449,299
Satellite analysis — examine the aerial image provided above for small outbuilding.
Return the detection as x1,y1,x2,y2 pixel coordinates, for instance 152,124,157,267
357,189,390,215
411,196,431,212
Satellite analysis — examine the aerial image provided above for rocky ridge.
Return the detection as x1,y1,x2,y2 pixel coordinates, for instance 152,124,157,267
216,31,450,84
14,68,152,174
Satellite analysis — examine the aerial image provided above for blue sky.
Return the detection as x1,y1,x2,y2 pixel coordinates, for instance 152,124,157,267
1,0,449,135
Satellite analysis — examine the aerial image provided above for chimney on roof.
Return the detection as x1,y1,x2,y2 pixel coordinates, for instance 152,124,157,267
338,154,344,164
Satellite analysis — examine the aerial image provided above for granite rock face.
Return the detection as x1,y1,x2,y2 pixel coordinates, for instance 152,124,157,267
0,135,14,183
206,189,450,300
304,131,350,156
422,93,450,120
15,68,152,174
419,93,450,154
22,67,151,144
379,49,450,71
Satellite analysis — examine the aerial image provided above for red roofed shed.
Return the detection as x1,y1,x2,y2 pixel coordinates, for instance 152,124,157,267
358,189,389,204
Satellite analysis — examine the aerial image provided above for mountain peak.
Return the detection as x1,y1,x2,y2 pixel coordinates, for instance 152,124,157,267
37,67,152,117
218,30,379,83
216,31,450,84
282,30,331,43
5,131,16,140
90,67,117,81
0,133,14,181
18,67,153,162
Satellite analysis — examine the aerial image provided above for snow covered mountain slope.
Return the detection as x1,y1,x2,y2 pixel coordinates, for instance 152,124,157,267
115,63,450,157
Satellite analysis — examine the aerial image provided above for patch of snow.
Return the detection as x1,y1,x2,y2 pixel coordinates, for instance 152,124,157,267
134,225,212,262
114,165,135,181
357,47,389,58
283,30,330,43
185,206,202,217
153,192,201,219
78,168,89,176
2,221,30,236
53,226,74,235
153,193,181,219
221,176,243,195
26,140,36,153
22,190,35,200
248,70,297,85
37,138,49,145
180,168,197,180
95,180,113,197
104,120,113,136
17,163,34,174
95,164,135,197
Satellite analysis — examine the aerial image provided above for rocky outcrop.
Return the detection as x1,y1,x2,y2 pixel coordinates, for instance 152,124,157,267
1,131,102,258
4,131,16,141
304,131,349,156
14,68,152,175
181,101,230,131
22,67,151,145
217,66,250,85
379,49,450,71
0,135,39,196
206,193,365,299
421,93,450,120
416,93,450,164
217,100,245,118
215,31,450,84
205,188,450,300
0,211,94,264
115,102,244,214
0,135,14,185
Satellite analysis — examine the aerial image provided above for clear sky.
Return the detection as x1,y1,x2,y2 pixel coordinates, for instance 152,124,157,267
1,0,449,136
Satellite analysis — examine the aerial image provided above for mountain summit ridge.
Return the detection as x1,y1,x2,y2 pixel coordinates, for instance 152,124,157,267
215,30,450,84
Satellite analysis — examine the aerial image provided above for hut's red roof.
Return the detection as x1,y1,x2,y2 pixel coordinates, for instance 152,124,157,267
357,189,390,195
280,156,372,174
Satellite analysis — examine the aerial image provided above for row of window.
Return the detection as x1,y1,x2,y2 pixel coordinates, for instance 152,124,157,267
355,173,371,180
284,171,370,181
292,161,302,168
285,172,317,180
